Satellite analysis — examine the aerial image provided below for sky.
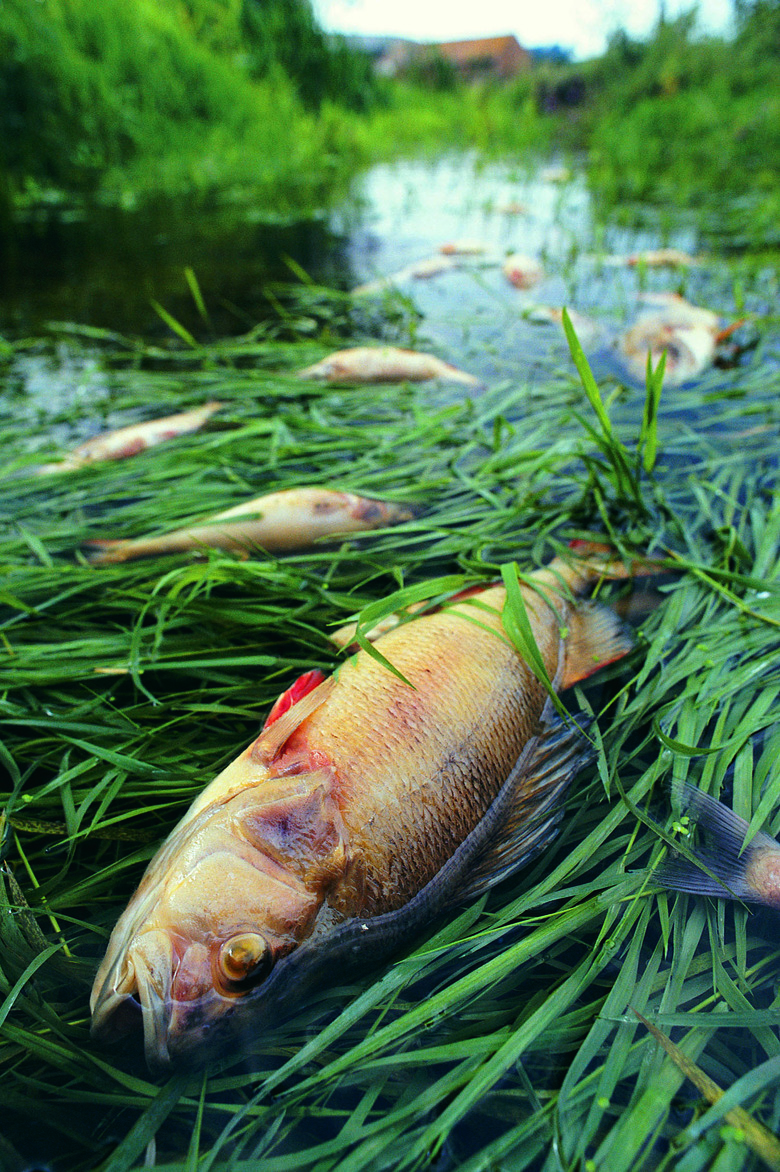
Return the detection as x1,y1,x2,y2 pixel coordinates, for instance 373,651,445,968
310,0,735,61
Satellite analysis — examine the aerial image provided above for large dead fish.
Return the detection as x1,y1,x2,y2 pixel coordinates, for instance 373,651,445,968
657,782,780,908
32,402,223,475
90,543,657,1066
295,346,479,386
84,487,412,565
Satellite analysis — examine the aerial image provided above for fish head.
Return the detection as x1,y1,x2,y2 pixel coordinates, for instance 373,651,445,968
90,770,345,1067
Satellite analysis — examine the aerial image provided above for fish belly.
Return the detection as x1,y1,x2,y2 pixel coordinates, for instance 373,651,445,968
274,587,559,918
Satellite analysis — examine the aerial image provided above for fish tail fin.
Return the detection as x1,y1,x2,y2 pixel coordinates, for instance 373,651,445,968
567,539,665,585
82,539,135,565
559,601,635,688
655,782,770,902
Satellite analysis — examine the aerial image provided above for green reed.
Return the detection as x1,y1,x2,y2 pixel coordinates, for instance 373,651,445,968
0,272,779,1171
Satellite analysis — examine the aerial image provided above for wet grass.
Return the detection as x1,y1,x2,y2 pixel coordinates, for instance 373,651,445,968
1,275,780,1171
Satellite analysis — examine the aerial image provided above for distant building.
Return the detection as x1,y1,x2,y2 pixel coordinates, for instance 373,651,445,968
434,35,532,80
371,34,532,81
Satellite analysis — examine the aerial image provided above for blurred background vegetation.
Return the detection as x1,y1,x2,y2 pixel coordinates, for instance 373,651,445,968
1,0,778,230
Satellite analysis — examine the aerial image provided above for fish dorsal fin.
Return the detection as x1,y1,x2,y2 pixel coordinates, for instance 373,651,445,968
449,708,595,906
251,674,337,764
558,601,634,690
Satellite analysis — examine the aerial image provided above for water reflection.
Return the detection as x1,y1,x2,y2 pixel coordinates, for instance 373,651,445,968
0,200,351,337
0,153,703,346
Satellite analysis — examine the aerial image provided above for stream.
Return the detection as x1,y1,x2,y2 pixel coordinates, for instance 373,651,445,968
1,152,775,432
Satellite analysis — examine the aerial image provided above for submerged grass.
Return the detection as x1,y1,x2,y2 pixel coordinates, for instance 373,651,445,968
0,276,779,1171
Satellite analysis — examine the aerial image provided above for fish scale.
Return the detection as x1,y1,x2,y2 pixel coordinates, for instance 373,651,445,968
284,594,551,915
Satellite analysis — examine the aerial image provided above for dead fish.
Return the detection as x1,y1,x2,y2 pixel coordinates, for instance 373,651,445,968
84,487,412,565
32,402,223,475
90,543,658,1066
528,305,605,351
625,248,701,268
407,256,457,278
540,165,571,184
351,258,457,294
657,782,780,908
439,240,488,256
616,293,729,386
295,346,480,386
496,201,527,215
503,254,544,290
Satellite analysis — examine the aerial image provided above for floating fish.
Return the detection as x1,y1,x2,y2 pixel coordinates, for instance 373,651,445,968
351,257,456,294
540,165,571,184
503,254,544,290
84,487,412,565
528,305,605,351
657,782,780,908
616,293,727,386
625,248,701,268
439,240,489,256
90,543,657,1066
596,249,702,269
32,402,224,475
407,256,457,277
295,346,480,386
496,201,527,215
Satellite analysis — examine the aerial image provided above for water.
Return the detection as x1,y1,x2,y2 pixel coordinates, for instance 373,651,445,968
1,153,765,401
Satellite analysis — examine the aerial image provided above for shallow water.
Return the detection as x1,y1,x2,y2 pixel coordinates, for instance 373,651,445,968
1,153,773,413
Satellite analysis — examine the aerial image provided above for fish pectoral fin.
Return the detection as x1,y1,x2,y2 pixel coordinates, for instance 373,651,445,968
239,768,346,887
450,708,595,905
558,601,634,690
252,674,337,764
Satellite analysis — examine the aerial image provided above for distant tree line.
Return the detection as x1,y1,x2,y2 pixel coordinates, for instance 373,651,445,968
0,0,379,197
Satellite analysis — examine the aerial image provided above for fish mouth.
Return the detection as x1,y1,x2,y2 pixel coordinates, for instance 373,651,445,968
91,931,238,1069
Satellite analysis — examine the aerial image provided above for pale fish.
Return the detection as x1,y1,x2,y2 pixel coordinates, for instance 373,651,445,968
616,293,728,386
502,254,544,290
540,165,571,184
32,402,224,475
295,346,480,386
351,257,457,294
658,782,780,909
90,543,657,1066
527,305,606,351
438,240,489,255
625,248,701,268
84,487,413,565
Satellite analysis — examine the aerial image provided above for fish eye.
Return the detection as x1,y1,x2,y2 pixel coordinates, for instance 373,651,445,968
218,933,272,987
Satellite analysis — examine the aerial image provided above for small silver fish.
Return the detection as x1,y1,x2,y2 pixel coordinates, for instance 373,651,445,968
295,346,480,386
625,249,701,268
32,402,224,474
84,487,413,565
439,240,489,256
658,782,780,908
